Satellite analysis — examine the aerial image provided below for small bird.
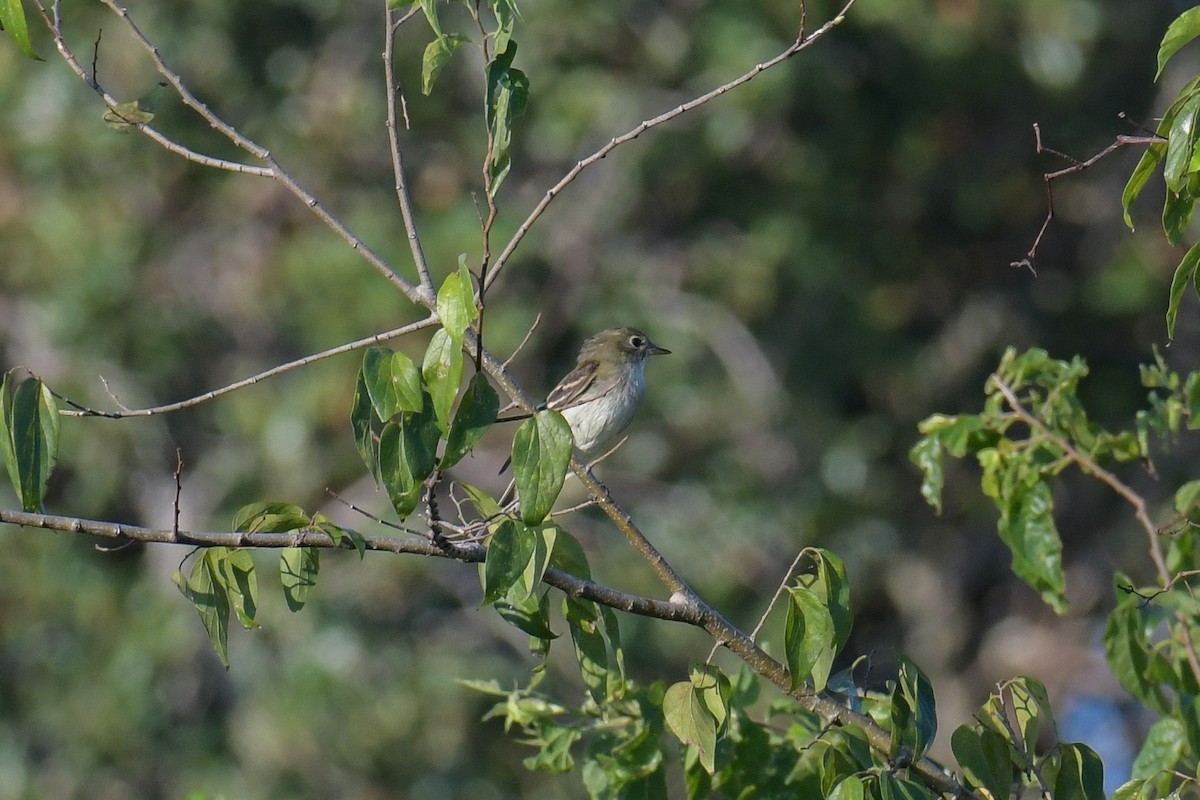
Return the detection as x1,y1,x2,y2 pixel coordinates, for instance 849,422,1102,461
543,327,670,457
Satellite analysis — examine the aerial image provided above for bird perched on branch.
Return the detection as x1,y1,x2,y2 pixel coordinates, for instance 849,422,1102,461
543,326,670,457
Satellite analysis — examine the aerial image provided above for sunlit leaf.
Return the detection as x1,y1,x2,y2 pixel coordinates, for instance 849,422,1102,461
421,32,470,95
362,347,423,422
664,679,719,774
1157,6,1200,80
1166,240,1200,339
0,0,41,60
784,584,833,692
436,257,478,345
1121,143,1165,229
231,501,310,533
422,328,463,433
1131,717,1185,779
512,409,572,525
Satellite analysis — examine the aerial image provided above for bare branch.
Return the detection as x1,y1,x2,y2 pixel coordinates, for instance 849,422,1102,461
56,316,439,418
484,0,857,291
1013,122,1163,274
384,2,434,295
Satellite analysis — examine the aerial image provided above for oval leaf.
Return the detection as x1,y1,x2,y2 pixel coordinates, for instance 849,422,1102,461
441,372,498,469
0,374,61,513
436,258,478,344
422,328,464,433
362,347,422,421
482,519,535,606
512,410,572,525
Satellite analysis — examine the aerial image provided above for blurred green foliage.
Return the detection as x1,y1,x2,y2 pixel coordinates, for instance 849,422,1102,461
0,0,1193,796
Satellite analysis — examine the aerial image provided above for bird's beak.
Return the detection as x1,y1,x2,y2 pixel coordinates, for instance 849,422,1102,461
649,343,671,356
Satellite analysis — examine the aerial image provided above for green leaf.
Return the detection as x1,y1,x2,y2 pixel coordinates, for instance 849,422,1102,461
878,771,935,800
436,258,478,345
689,663,731,732
1104,576,1168,713
664,680,719,774
494,590,558,640
485,42,530,196
0,374,60,513
521,522,558,598
459,481,503,519
482,518,535,605
889,656,937,761
221,549,259,629
784,584,834,692
421,32,469,95
1165,93,1200,193
1131,717,1185,779
814,550,853,652
512,409,573,525
441,372,498,469
826,775,865,800
280,547,319,612
378,401,440,519
231,501,310,533
362,347,423,422
1163,187,1197,246
1175,479,1200,517
951,724,1013,800
1052,742,1105,800
563,597,608,704
1122,144,1165,229
174,552,231,668
1008,677,1055,755
909,435,945,514
997,480,1068,614
350,370,380,482
422,328,463,433
0,0,41,60
1157,6,1200,80
1167,240,1200,339
549,529,591,579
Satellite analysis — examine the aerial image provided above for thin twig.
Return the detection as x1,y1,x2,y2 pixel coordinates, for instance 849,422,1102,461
484,0,857,291
383,1,434,297
173,448,184,536
55,316,439,418
1013,122,1163,274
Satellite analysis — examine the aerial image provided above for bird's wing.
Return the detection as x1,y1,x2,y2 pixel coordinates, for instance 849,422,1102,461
546,359,606,410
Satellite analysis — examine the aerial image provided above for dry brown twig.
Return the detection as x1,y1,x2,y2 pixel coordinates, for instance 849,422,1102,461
1013,121,1163,275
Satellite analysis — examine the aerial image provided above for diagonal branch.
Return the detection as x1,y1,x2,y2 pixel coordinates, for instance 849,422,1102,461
54,316,439,418
483,0,857,291
992,375,1200,688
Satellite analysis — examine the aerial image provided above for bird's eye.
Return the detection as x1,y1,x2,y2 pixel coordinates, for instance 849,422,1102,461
629,335,645,348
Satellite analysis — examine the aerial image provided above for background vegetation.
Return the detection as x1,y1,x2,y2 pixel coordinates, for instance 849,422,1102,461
0,0,1194,797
